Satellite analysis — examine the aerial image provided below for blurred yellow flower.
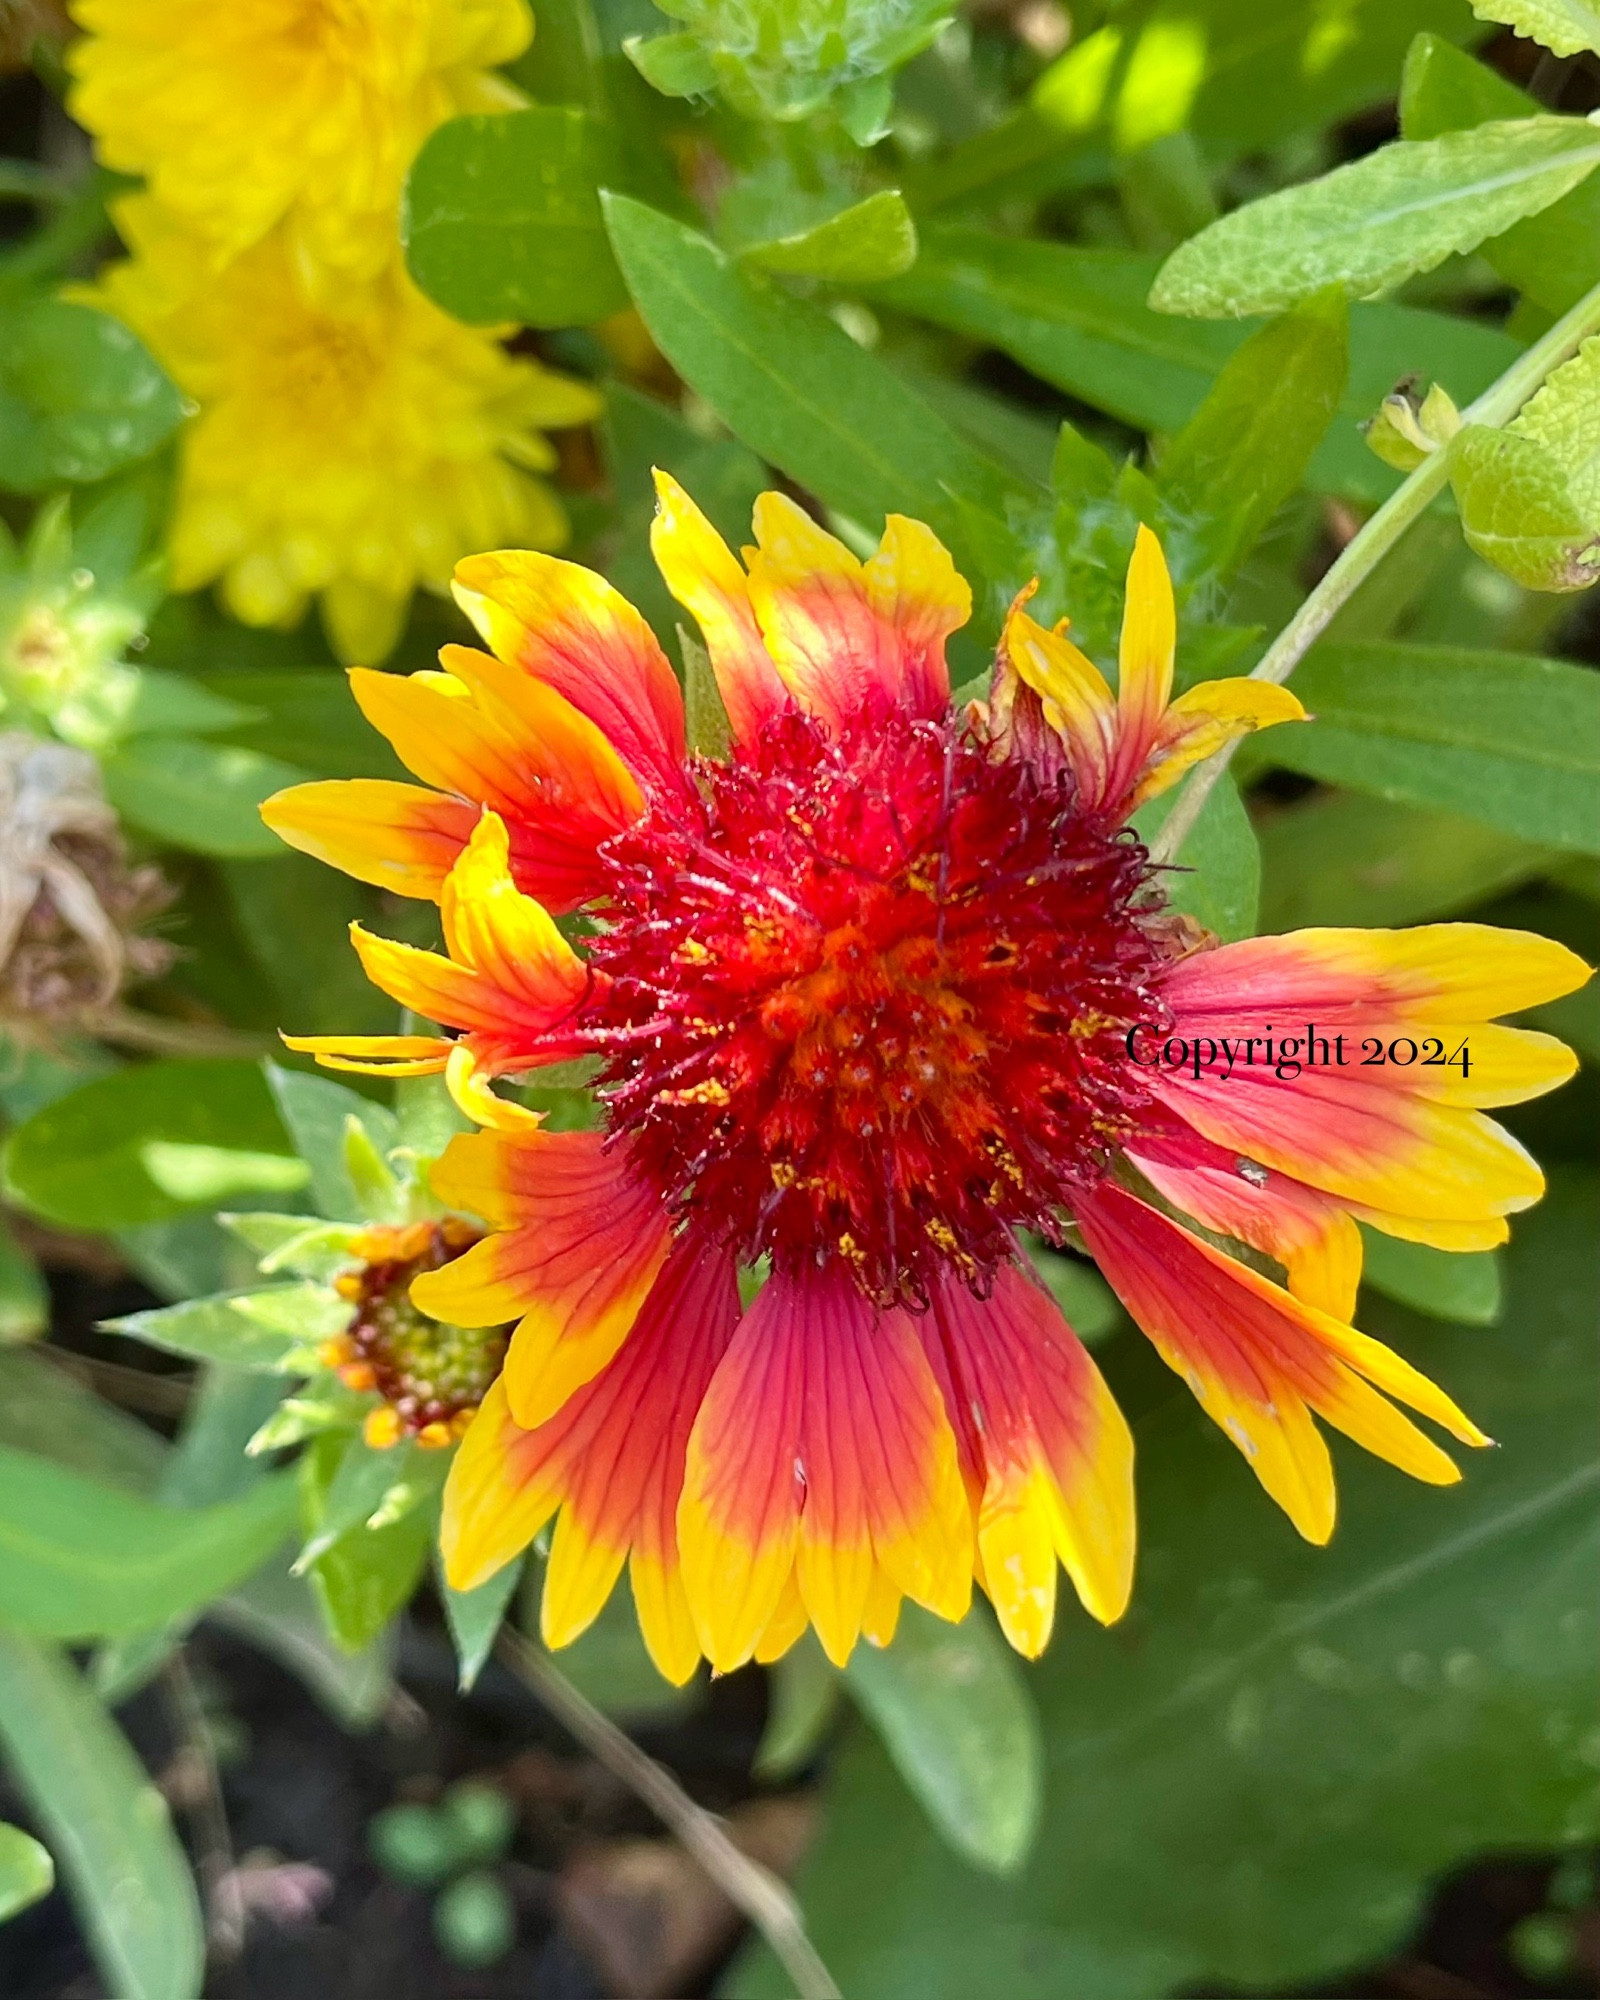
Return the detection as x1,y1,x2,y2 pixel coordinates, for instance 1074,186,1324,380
67,0,531,288
94,201,600,663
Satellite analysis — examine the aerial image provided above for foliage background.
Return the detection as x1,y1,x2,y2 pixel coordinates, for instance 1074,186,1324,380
0,0,1597,1994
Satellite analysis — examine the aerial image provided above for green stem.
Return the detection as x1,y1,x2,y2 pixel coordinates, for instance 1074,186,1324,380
0,162,69,207
1148,273,1600,867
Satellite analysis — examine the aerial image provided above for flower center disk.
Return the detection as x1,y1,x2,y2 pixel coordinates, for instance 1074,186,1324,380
586,706,1168,1302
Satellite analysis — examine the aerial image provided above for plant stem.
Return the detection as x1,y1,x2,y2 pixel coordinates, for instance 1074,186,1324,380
1149,274,1600,866
496,1630,842,2000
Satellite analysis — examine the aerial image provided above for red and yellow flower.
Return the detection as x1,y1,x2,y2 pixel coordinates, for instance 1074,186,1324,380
264,478,1589,1682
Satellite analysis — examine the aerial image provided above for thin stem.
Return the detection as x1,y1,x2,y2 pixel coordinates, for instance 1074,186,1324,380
91,1008,273,1059
0,161,69,206
1149,273,1600,866
495,1630,841,2000
161,1652,246,1966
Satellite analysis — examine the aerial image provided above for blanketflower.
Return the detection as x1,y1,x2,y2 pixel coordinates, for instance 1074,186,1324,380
91,204,599,663
264,480,1590,1683
67,0,531,288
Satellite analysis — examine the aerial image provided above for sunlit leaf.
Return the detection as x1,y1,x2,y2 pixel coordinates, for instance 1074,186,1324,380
1151,119,1600,318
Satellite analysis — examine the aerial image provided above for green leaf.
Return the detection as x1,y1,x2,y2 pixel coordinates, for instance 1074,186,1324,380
0,297,184,493
1255,642,1600,851
404,108,627,327
3,1059,293,1229
212,1561,395,1728
104,734,311,857
115,1279,347,1366
0,1348,166,1495
601,195,1028,569
874,231,1521,502
1132,772,1261,941
1154,292,1348,576
264,1061,398,1222
1509,332,1600,519
0,1444,297,1637
1360,1228,1504,1325
740,192,918,284
343,1114,404,1222
1025,1247,1123,1343
296,1435,422,1569
196,670,407,780
440,1552,524,1693
1258,793,1553,932
119,669,258,739
843,1603,1043,1875
756,1632,842,1780
0,1218,48,1343
301,1432,435,1653
0,1820,54,1921
1399,35,1600,319
1449,425,1600,593
0,1636,203,2000
739,1177,1600,1998
1469,0,1600,55
1150,118,1600,319
139,1141,312,1205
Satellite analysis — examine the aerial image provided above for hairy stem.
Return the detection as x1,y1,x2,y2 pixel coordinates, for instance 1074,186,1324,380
1149,273,1600,866
496,1630,841,2000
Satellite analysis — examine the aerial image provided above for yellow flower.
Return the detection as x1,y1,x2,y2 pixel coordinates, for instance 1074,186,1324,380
67,0,531,288
92,200,600,662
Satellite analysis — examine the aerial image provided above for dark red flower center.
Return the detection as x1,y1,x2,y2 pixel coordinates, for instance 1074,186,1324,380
584,704,1170,1304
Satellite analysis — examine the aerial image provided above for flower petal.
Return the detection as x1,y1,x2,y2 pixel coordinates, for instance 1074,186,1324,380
1126,1122,1364,1319
452,549,689,800
678,1263,972,1672
1077,1184,1483,1543
278,1030,452,1078
998,591,1116,805
743,493,964,729
261,778,477,900
1130,676,1306,808
650,468,788,744
923,1262,1134,1655
419,1127,673,1428
1111,523,1175,791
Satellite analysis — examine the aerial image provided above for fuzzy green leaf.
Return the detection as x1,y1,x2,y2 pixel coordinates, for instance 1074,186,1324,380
1449,425,1600,594
102,1289,313,1371
1469,0,1600,55
263,1062,398,1222
440,1553,525,1694
1150,118,1600,318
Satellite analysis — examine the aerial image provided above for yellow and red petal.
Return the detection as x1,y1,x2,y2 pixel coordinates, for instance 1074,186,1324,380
998,593,1117,805
743,493,965,730
348,662,633,913
419,1127,673,1429
1129,676,1306,808
650,469,789,744
1109,523,1176,797
279,1031,452,1078
1125,1123,1364,1320
446,1235,737,1684
439,812,592,1023
451,549,689,801
1161,924,1591,1027
261,778,477,900
1076,1184,1483,1543
922,1261,1134,1656
678,1263,972,1672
